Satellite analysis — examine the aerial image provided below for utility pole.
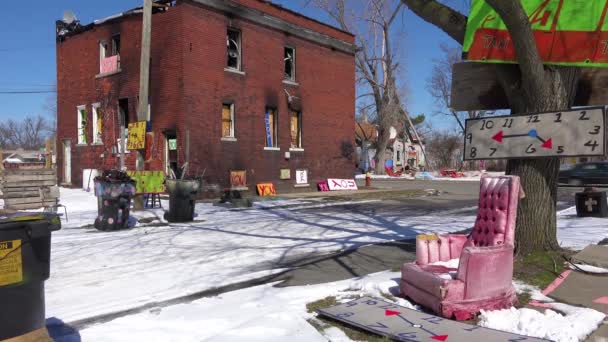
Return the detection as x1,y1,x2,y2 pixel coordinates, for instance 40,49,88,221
133,0,152,210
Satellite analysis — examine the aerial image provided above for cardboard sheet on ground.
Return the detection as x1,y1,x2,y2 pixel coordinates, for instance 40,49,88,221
571,245,608,269
317,296,548,341
546,270,608,314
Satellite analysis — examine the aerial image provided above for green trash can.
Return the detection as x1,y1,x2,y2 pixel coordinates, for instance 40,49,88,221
0,212,61,340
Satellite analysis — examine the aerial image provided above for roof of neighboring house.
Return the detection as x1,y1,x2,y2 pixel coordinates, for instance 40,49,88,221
2,149,43,163
355,122,377,142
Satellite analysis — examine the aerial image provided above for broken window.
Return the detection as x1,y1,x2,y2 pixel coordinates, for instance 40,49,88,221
290,110,301,148
284,47,295,81
118,98,130,139
111,34,121,56
227,29,241,70
222,103,235,138
265,108,278,148
77,105,87,144
92,103,103,144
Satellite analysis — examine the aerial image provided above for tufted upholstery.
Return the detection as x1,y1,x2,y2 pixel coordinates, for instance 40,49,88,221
401,175,521,320
470,176,519,247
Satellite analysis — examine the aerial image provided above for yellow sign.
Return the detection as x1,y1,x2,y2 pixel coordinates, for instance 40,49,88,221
0,240,23,286
127,121,146,150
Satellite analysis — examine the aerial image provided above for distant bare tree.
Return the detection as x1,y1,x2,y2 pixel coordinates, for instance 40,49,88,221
308,0,410,174
0,115,54,150
426,130,462,169
427,44,488,133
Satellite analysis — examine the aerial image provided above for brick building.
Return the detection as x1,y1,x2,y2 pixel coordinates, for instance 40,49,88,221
56,0,356,191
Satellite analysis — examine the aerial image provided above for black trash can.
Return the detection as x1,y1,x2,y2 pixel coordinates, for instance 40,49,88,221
0,212,61,340
575,191,608,217
164,179,200,222
94,170,136,231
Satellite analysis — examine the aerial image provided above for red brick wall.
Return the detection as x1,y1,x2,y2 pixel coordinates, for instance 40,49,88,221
57,1,355,191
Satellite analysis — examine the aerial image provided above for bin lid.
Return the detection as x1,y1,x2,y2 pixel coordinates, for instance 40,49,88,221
0,212,61,234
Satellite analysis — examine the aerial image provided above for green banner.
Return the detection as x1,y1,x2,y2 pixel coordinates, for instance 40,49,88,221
127,171,166,194
464,0,608,67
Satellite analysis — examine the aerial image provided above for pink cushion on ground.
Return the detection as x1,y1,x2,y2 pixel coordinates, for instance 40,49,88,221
401,263,465,301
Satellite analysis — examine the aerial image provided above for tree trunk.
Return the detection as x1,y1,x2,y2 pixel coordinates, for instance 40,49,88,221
500,65,580,254
375,129,390,175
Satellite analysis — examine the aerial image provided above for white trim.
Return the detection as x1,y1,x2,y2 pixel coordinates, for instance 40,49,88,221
221,137,237,142
282,80,299,86
77,105,87,145
294,184,310,188
224,68,246,75
95,69,122,79
91,103,102,144
289,148,304,152
263,147,280,151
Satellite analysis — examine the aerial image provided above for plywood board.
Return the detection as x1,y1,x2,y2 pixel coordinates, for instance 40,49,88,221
318,296,548,342
464,108,605,160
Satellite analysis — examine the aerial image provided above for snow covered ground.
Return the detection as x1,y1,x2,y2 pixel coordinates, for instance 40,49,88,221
44,188,608,340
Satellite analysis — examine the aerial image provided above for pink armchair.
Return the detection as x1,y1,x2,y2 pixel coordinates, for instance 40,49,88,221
400,175,521,320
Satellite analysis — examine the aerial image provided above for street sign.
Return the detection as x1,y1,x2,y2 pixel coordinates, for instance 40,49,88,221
464,0,608,67
318,296,547,342
463,108,605,160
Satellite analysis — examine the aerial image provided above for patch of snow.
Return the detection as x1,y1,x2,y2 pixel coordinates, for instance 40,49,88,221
570,263,608,274
479,304,606,342
429,258,460,268
355,174,414,180
79,271,408,341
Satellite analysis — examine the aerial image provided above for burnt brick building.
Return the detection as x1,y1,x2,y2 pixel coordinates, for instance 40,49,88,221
56,0,356,191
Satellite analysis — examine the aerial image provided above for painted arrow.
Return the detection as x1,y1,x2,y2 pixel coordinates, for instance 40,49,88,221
385,309,401,316
431,335,449,341
491,130,552,149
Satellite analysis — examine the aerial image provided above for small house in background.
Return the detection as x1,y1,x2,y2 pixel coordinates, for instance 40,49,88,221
55,0,356,192
355,121,426,174
2,149,46,170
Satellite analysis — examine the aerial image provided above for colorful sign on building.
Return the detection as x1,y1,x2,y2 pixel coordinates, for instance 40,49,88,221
126,170,166,194
296,169,308,185
464,0,608,66
280,169,291,180
327,178,358,191
230,170,247,189
127,121,146,150
256,183,276,196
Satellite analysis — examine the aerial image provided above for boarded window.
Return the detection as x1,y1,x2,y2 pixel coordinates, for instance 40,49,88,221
265,108,278,147
227,29,241,70
284,47,295,81
290,111,301,148
222,103,234,137
77,106,87,144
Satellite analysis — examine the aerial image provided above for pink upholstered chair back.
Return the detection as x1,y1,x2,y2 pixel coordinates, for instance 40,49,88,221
470,176,520,247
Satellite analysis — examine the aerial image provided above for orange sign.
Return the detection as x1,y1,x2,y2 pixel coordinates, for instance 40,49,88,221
127,121,146,150
256,183,276,196
230,170,247,189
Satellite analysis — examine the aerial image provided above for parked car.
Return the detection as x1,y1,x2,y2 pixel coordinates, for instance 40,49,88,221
558,162,608,185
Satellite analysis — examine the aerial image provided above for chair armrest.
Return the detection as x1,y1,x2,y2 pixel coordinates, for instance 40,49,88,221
457,245,514,300
416,234,469,265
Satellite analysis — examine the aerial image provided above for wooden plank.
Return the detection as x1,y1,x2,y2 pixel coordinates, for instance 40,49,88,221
1,180,56,187
451,62,608,111
1,186,47,193
2,174,57,182
4,202,56,210
1,169,56,176
3,191,42,199
4,197,56,206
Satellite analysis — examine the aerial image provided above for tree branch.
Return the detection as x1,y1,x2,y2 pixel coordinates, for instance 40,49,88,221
484,0,546,99
400,0,467,45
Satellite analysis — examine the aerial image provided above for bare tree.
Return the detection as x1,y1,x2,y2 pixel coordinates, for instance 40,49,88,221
427,44,487,132
426,129,462,169
402,0,575,253
309,0,409,174
0,115,54,150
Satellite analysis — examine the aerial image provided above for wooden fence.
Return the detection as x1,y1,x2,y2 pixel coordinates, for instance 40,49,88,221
0,169,57,210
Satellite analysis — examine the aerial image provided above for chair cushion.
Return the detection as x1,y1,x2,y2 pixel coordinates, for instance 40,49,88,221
401,263,464,301
471,176,519,247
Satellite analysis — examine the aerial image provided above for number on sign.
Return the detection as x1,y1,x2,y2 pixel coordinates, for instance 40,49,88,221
502,118,513,128
557,146,565,154
422,316,443,324
554,113,562,123
589,126,601,135
364,300,377,305
397,332,419,342
579,111,590,120
585,140,599,151
336,312,355,318
466,133,473,144
470,147,477,158
480,119,494,130
527,115,540,123
525,144,536,154
489,148,497,156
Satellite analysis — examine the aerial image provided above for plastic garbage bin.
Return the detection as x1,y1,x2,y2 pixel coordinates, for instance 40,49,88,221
94,170,136,231
164,179,200,222
0,212,61,340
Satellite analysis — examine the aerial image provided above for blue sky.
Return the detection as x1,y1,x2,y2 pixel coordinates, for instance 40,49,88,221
0,0,461,129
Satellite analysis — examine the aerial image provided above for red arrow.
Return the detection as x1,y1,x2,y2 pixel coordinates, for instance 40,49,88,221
431,335,449,341
492,131,504,143
384,309,401,316
541,138,552,149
